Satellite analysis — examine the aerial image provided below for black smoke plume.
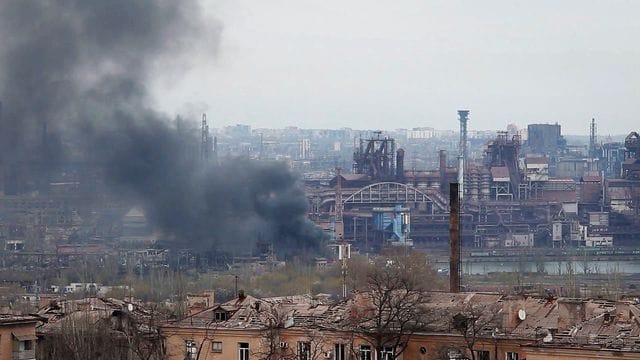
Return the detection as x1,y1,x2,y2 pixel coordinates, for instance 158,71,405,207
0,1,326,258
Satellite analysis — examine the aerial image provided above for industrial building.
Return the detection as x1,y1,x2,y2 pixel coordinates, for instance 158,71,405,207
526,123,566,156
2,112,640,275
309,115,640,253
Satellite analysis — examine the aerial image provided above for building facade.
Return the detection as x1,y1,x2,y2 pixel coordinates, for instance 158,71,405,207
0,315,38,360
160,292,640,360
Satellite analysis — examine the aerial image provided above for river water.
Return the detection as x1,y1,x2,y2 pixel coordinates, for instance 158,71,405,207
435,259,640,275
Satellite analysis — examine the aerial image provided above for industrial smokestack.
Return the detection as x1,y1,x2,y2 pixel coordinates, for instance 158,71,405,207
449,182,460,293
395,148,404,180
213,136,219,164
201,113,210,161
457,110,469,199
589,118,598,159
439,149,447,190
334,167,344,242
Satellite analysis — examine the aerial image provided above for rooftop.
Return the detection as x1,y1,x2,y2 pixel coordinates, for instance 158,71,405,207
526,157,549,165
491,166,510,181
162,292,640,351
0,314,40,325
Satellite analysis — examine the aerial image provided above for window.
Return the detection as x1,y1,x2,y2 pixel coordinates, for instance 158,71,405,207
215,311,228,321
359,345,372,360
380,346,394,360
238,342,250,360
334,344,346,360
446,349,462,360
185,340,197,360
297,341,310,360
211,341,222,353
476,350,490,360
12,336,35,356
505,352,519,360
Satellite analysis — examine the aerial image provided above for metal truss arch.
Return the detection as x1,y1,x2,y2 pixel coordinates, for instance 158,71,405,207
342,182,448,212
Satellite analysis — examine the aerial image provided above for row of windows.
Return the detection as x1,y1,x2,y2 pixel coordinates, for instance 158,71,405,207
186,341,378,360
297,342,378,360
447,349,516,360
185,340,248,360
185,340,518,360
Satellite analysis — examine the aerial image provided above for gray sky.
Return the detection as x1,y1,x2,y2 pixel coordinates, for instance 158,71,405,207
150,0,640,135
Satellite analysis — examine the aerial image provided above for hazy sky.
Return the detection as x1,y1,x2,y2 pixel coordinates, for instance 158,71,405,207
150,0,640,135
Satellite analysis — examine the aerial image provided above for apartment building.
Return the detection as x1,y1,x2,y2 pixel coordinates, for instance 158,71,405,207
161,291,640,360
0,314,38,360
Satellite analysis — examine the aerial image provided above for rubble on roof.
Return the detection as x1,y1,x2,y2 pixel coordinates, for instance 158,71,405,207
163,291,640,351
36,297,167,338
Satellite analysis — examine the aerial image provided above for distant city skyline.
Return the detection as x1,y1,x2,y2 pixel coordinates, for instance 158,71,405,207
150,0,640,136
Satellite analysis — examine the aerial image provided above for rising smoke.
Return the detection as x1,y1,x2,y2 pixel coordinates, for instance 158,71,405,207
0,0,326,258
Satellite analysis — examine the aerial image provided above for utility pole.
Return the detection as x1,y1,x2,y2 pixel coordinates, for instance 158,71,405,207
335,167,344,242
335,167,350,298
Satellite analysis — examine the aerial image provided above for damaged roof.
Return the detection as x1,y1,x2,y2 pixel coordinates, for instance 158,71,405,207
162,291,640,352
36,297,166,336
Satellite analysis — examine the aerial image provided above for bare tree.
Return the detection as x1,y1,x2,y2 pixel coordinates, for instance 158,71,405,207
295,329,329,360
258,313,329,360
306,329,328,360
346,249,431,360
38,302,167,360
435,344,465,360
192,318,220,360
451,303,500,360
120,304,167,360
347,248,442,293
38,311,129,360
564,259,578,297
255,305,297,360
